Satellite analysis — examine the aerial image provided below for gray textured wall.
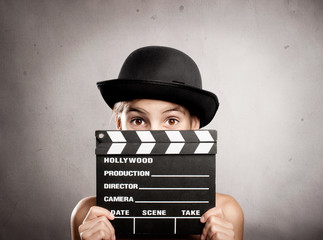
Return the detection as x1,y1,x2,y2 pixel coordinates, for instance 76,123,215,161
1,0,323,239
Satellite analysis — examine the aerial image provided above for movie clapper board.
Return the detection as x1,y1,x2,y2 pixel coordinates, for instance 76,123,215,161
96,130,217,235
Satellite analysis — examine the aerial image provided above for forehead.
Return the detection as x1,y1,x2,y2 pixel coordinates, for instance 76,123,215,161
126,99,189,114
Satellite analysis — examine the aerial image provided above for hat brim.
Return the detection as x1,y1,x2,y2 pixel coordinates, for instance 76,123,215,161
97,79,219,128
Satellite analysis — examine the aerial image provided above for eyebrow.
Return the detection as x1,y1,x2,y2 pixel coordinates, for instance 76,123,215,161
162,107,186,115
126,107,147,115
125,105,186,115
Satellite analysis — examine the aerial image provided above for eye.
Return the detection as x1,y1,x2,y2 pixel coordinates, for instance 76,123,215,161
131,118,145,126
166,119,178,126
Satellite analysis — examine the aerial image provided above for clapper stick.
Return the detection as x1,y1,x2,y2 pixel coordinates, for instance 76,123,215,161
96,130,217,235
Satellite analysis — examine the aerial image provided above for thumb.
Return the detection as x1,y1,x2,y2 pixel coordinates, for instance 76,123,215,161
200,207,224,223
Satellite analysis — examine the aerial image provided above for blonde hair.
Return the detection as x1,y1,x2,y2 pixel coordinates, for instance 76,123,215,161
112,101,129,119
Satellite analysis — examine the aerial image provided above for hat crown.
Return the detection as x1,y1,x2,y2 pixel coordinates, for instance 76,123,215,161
118,46,202,89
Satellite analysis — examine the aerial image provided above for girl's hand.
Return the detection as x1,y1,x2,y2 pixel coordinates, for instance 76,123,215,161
78,206,116,240
200,207,235,240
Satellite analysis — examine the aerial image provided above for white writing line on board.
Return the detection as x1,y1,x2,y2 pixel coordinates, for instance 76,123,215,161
151,175,209,178
135,201,209,204
139,187,209,190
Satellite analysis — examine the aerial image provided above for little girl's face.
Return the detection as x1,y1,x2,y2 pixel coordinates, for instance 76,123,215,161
117,99,200,131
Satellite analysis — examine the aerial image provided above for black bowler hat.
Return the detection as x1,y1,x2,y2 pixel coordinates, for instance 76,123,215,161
97,46,219,127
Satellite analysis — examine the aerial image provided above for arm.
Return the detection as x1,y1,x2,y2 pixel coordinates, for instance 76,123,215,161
200,194,244,240
71,196,116,240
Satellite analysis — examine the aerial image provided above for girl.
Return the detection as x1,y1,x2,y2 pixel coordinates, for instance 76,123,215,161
71,46,244,240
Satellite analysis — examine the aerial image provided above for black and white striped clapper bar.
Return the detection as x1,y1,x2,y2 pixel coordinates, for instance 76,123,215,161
96,130,217,235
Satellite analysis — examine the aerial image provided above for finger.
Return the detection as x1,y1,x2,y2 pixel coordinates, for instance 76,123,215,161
80,218,115,240
80,227,114,240
208,231,233,240
79,216,114,234
83,206,115,223
201,216,234,240
201,207,224,223
204,215,234,230
203,223,234,240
